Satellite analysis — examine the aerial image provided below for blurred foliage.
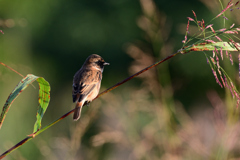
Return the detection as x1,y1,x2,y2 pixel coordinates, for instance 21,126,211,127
1,0,240,160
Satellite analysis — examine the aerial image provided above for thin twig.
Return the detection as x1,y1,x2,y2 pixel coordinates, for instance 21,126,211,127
0,51,180,159
0,62,24,77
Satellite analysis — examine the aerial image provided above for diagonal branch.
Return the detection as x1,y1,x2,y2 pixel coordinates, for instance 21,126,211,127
0,51,180,159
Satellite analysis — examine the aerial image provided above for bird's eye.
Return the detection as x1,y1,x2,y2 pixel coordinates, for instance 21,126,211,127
95,61,101,65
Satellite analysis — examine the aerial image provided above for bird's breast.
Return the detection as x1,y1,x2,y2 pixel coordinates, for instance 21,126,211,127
86,82,101,101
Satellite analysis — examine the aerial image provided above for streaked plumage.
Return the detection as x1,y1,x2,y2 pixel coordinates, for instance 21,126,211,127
72,54,109,121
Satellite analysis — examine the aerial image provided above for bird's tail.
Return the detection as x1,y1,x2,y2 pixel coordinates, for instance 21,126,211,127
73,101,83,121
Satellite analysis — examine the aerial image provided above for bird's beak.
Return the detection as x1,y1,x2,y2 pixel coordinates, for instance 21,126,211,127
103,62,110,65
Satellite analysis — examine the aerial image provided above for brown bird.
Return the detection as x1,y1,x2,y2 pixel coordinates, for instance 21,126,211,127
72,54,109,121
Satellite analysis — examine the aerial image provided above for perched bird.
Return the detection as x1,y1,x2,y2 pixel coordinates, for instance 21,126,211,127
72,54,109,121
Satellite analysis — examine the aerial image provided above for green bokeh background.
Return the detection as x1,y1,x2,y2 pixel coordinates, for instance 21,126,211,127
0,0,240,159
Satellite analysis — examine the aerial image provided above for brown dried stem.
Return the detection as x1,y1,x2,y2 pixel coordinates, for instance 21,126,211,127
0,51,180,159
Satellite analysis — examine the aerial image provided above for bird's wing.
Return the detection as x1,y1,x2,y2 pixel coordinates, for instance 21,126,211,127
72,69,102,103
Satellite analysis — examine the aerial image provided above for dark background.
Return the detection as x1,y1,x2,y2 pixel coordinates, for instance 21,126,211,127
0,0,240,159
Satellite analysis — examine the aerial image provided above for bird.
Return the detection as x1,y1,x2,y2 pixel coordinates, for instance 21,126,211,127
72,54,109,121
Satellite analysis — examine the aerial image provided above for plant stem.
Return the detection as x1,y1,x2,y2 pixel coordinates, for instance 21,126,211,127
0,51,180,159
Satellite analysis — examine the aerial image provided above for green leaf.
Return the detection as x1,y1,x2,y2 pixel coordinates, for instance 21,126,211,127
0,74,50,133
180,42,239,53
33,77,50,133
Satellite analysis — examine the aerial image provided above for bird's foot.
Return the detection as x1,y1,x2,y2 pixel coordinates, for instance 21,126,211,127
84,101,91,107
